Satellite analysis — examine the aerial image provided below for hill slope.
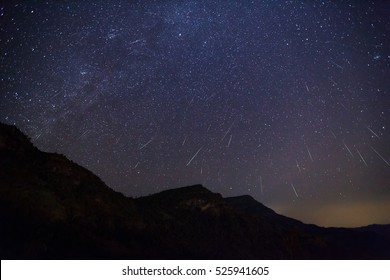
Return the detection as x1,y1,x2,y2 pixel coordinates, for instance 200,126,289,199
0,122,389,259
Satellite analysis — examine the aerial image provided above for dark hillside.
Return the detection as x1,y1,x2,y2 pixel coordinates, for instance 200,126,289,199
1,123,389,259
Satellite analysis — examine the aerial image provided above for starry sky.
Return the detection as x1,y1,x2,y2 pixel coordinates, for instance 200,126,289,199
1,1,389,227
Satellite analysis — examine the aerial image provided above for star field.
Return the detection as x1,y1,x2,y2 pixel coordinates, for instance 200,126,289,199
1,1,389,227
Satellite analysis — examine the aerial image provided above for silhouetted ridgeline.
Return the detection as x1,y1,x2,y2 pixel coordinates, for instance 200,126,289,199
0,122,389,259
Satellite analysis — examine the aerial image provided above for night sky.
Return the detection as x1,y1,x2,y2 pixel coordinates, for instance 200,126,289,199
1,1,389,227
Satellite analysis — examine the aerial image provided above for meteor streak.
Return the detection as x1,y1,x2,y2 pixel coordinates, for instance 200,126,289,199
186,147,203,166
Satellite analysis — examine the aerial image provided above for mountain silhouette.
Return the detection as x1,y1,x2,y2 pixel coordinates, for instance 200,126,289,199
0,122,389,259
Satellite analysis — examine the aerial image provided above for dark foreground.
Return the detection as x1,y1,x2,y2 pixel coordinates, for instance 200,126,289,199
1,122,389,259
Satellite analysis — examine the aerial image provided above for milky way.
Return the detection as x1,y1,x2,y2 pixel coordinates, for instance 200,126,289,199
1,1,389,227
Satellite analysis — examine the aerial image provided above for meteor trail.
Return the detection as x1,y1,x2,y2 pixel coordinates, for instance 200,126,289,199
205,93,216,101
304,81,310,93
367,126,380,139
79,129,92,139
329,128,336,139
306,144,314,162
33,132,42,141
291,183,299,198
340,102,348,110
329,60,344,70
182,136,187,146
187,93,196,105
356,149,368,167
186,147,203,166
227,134,232,147
221,121,235,142
129,38,144,45
139,138,153,150
221,126,232,142
343,140,354,158
370,146,390,166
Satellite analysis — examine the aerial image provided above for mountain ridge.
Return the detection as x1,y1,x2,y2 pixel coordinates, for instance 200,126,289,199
1,122,389,259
